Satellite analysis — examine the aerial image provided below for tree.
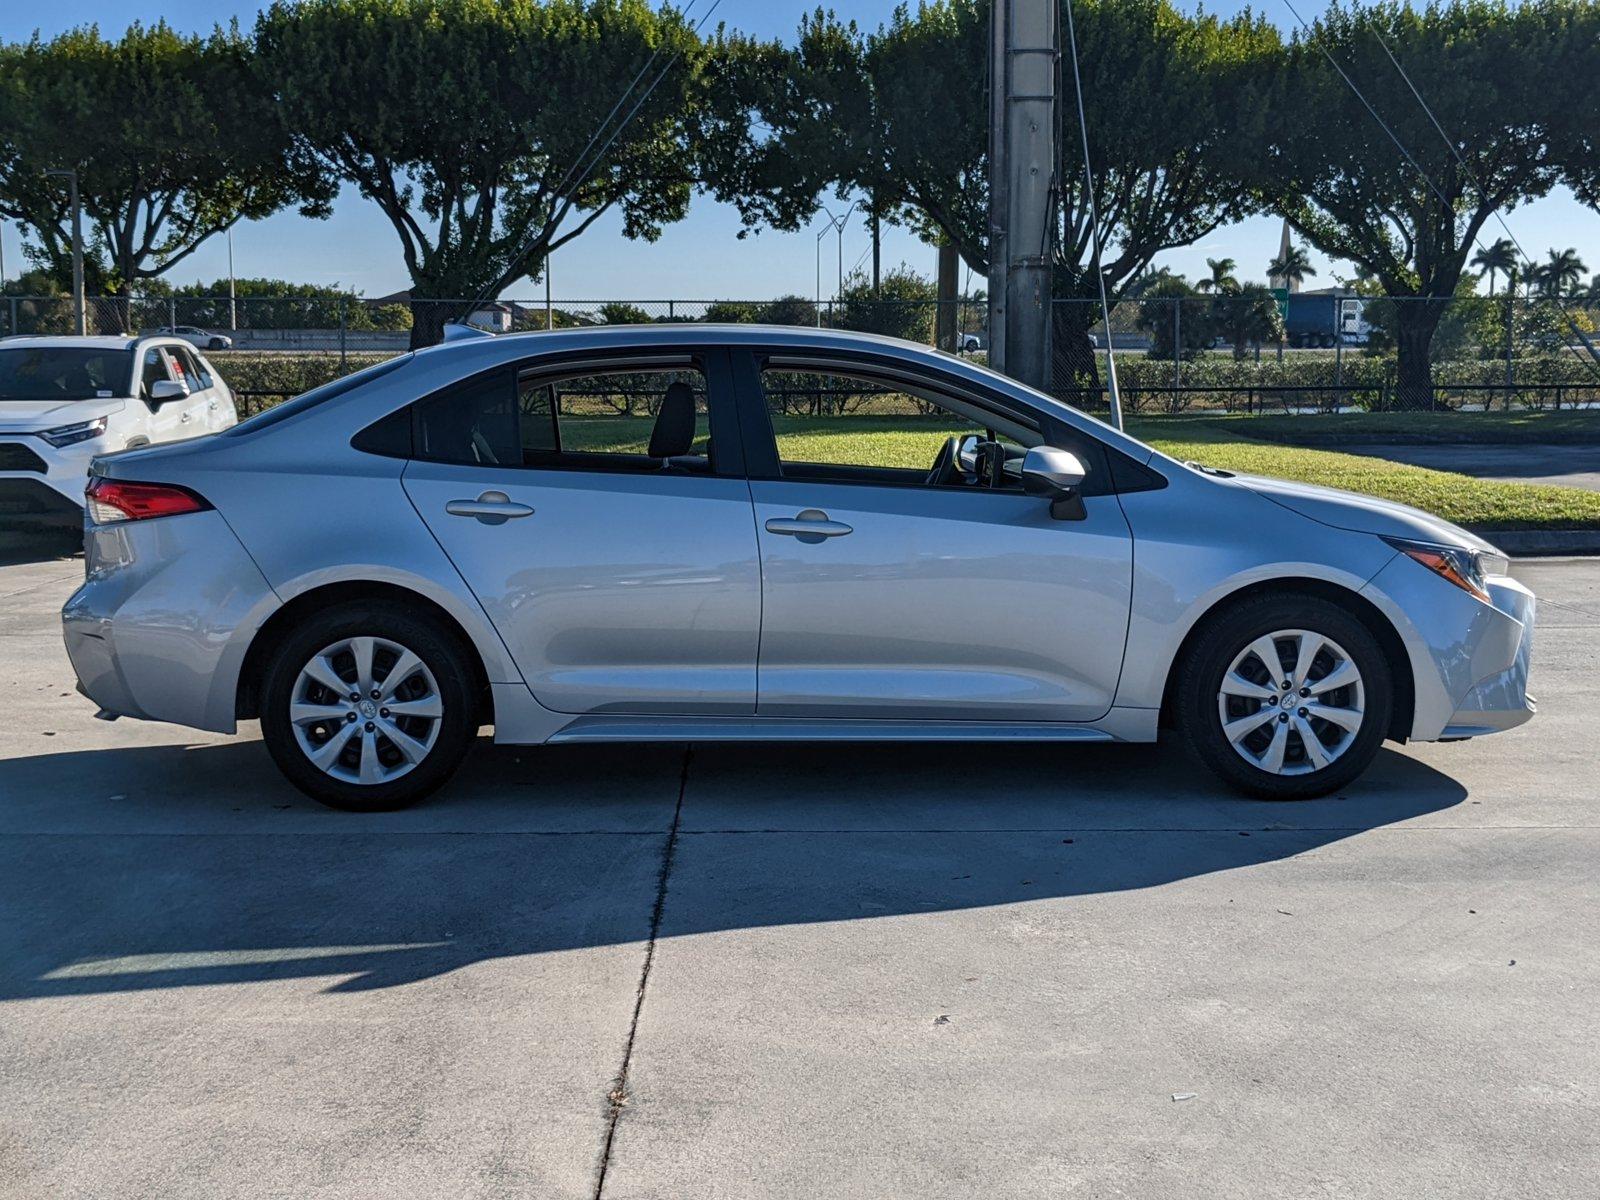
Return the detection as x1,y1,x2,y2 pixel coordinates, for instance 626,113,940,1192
1213,283,1286,360
0,21,329,321
759,295,819,327
1471,237,1518,295
1267,246,1316,290
701,0,1279,383
1535,247,1586,297
1196,257,1238,292
1257,0,1582,407
598,301,653,325
255,0,704,347
1135,275,1214,361
836,265,936,343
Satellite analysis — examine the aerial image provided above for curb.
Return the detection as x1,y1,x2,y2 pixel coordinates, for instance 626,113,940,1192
1471,529,1600,557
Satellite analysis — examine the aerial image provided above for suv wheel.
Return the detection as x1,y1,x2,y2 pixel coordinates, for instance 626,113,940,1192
1176,593,1393,799
260,602,478,810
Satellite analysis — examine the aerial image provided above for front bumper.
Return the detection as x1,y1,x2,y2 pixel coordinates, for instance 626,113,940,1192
1363,556,1536,742
0,433,113,520
62,508,280,733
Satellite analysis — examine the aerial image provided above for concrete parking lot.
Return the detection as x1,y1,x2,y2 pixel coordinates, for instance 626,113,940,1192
1,534,1596,1199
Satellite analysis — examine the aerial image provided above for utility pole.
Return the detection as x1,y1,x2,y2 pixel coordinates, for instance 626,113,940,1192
227,226,238,331
987,0,1058,391
46,169,86,336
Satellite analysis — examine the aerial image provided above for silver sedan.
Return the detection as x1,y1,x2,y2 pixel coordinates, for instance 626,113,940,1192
63,326,1535,810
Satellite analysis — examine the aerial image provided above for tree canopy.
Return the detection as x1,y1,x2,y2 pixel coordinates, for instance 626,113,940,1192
0,21,329,303
255,0,704,345
1258,0,1589,404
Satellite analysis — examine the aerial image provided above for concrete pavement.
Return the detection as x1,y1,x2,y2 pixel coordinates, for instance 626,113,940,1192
1,545,1596,1198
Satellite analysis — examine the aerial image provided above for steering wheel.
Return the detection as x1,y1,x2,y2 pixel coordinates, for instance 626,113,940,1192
926,434,977,487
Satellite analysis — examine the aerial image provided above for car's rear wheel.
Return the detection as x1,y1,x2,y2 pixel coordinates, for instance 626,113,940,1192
260,602,478,810
1176,593,1393,799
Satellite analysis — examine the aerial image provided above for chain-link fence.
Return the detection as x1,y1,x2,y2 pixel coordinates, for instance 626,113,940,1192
4,291,1596,416
1049,295,1600,416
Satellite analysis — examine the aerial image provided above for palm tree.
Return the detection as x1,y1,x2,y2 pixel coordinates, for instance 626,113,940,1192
1267,246,1316,290
1470,237,1517,296
1196,257,1237,293
1536,247,1587,298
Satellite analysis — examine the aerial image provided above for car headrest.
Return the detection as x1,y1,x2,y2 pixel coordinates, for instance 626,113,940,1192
648,381,697,459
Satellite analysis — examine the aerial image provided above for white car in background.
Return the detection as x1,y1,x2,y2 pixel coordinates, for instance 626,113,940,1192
150,325,234,351
0,335,237,526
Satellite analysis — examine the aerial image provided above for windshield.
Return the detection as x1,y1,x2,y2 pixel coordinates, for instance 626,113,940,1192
0,347,134,403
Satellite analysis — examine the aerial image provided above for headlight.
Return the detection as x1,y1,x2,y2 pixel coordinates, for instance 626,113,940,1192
39,415,110,448
1382,535,1507,604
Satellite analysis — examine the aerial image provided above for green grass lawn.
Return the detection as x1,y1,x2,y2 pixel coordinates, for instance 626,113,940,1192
560,412,1600,532
1130,419,1600,531
1159,408,1600,445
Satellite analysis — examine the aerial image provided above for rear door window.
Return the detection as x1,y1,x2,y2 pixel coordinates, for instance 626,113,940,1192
139,347,173,399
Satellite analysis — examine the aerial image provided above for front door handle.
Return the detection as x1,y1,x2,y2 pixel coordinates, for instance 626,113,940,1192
765,508,853,542
445,490,535,524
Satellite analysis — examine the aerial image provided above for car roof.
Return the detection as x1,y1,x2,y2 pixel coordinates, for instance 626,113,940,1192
0,334,143,351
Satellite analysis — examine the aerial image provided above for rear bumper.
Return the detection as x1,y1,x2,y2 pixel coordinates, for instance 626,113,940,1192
62,509,280,733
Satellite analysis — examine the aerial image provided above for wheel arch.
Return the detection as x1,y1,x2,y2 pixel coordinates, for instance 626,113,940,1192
236,579,493,724
1158,576,1415,742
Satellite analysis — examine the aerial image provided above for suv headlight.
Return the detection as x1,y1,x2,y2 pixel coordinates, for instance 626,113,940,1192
1382,535,1508,604
40,415,110,448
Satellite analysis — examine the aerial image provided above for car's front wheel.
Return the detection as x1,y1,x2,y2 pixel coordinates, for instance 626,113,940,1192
1175,593,1393,799
259,602,479,810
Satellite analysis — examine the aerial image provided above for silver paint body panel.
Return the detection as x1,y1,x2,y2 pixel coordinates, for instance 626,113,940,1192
60,324,1535,752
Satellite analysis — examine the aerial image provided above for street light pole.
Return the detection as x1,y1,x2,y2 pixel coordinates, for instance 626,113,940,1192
815,202,861,327
227,226,237,331
45,169,85,336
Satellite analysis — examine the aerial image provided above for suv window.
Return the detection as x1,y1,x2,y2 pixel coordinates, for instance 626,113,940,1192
411,361,712,474
759,365,1031,488
139,347,173,400
169,345,211,391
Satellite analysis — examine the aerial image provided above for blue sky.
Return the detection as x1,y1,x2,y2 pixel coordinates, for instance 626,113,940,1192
1,1,1593,302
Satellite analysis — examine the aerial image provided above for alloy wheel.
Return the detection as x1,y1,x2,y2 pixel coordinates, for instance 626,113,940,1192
1216,628,1366,776
289,636,443,785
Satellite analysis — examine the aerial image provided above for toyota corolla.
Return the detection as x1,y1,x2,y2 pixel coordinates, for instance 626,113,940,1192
63,325,1535,810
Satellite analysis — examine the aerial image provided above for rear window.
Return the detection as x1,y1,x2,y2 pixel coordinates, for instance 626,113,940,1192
223,354,413,437
0,347,134,402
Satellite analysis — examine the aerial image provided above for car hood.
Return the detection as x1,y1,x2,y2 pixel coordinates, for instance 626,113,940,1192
1228,471,1500,553
0,397,128,430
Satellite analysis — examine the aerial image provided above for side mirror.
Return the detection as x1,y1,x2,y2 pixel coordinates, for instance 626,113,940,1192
1022,446,1089,520
149,379,190,408
954,433,981,475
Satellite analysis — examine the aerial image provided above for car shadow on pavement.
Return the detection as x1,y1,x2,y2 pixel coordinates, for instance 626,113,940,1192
0,737,1468,1001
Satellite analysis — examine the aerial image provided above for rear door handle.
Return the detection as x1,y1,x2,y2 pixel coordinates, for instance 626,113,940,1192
445,490,535,524
764,509,853,541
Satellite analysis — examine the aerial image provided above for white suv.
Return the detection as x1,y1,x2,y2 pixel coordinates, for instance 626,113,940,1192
0,335,237,526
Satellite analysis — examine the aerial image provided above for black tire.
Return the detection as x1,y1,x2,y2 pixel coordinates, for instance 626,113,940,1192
1175,592,1394,799
208,338,227,350
259,600,479,811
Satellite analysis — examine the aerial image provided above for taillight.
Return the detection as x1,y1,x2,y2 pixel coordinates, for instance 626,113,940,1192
85,477,212,524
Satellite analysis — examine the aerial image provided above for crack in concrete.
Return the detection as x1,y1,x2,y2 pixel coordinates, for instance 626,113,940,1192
592,744,691,1200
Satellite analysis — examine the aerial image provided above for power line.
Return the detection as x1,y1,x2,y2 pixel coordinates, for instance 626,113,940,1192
1363,20,1600,371
1062,0,1122,429
1277,0,1600,385
458,0,721,326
